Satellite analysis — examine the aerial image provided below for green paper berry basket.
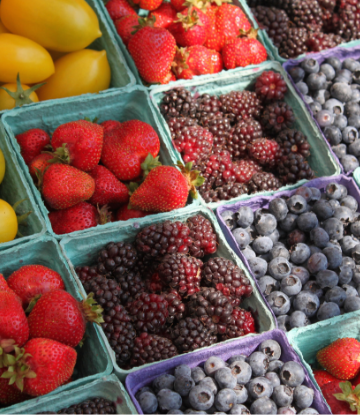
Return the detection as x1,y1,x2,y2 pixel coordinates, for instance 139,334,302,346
1,85,199,240
353,167,360,190
3,375,137,415
0,235,113,414
149,60,341,211
59,204,276,382
0,122,46,252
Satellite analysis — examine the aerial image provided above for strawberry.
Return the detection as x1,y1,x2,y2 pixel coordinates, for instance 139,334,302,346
128,22,176,84
2,338,77,396
15,128,50,165
209,48,223,73
7,264,65,308
28,290,103,347
29,153,53,181
160,71,177,84
101,120,160,181
149,3,177,28
89,165,129,207
132,0,162,11
203,4,223,51
130,162,204,212
42,164,95,210
313,369,340,388
0,368,29,406
116,204,154,221
168,6,210,47
115,15,139,46
0,273,12,293
101,120,122,135
222,37,250,69
321,381,357,414
245,35,267,65
105,0,137,21
51,120,104,172
171,0,187,12
317,338,360,380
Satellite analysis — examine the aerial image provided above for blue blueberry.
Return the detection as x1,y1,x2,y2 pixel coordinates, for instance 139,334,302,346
324,126,342,145
230,403,250,414
344,296,360,312
258,276,280,296
250,397,277,415
188,385,214,411
265,372,281,388
175,365,191,378
259,339,281,361
268,229,280,245
267,291,291,316
343,58,360,72
280,213,299,232
277,315,290,332
351,87,360,101
306,252,328,274
323,218,344,241
325,286,346,306
233,229,251,250
221,211,236,230
236,206,254,228
332,144,348,159
233,385,248,405
294,385,314,409
291,266,310,285
303,280,324,298
158,389,183,412
214,388,237,412
316,269,338,289
298,409,319,414
343,284,358,297
242,247,256,261
290,243,311,265
341,235,359,256
167,410,183,414
293,291,320,317
341,195,358,211
255,213,277,236
287,195,307,214
336,68,353,80
289,66,305,83
325,56,341,70
191,367,206,384
252,236,274,254
353,244,360,264
138,391,158,414
281,275,302,297
272,385,293,407
320,63,336,80
268,360,284,373
341,155,360,172
309,187,321,201
333,114,348,130
353,70,360,85
317,302,341,321
301,58,320,74
153,374,175,393
353,266,360,285
322,246,343,269
345,101,360,116
136,386,154,400
248,352,269,377
342,256,356,269
271,244,290,260
303,95,314,105
331,82,353,102
309,101,322,115
214,367,237,390
269,198,288,221
342,126,359,144
325,183,343,199
311,200,334,220
174,376,195,397
295,187,313,202
204,357,225,376
296,212,318,232
289,310,310,328
268,257,292,280
296,82,309,95
248,377,273,399
349,115,360,129
316,110,334,127
277,407,297,414
280,361,305,388
248,257,268,279
309,227,329,249
324,98,344,114
339,265,354,284
227,355,247,365
229,361,252,384
327,198,341,209
198,377,218,395
307,73,326,90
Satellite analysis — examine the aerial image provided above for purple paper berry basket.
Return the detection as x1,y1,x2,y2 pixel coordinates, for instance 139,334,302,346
125,329,331,414
283,46,360,175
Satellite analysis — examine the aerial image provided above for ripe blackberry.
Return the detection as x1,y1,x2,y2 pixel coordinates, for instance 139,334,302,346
164,290,186,324
187,214,218,257
221,308,256,340
96,242,137,278
102,305,136,366
226,118,263,160
279,28,309,59
127,293,169,333
248,171,282,193
338,0,360,41
195,94,222,124
269,0,292,12
115,270,146,306
83,275,122,312
261,102,295,134
275,129,311,158
136,221,193,257
202,258,253,307
130,332,178,367
202,183,250,202
233,159,262,183
156,253,203,297
289,0,323,31
247,138,280,166
56,397,116,414
201,115,232,150
255,71,288,103
277,153,315,184
171,317,217,352
187,288,233,335
75,265,101,284
307,32,344,52
219,91,262,123
252,6,289,47
160,88,198,119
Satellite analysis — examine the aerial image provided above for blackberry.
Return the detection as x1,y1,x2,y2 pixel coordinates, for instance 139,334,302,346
164,290,186,324
96,242,137,278
255,71,288,103
225,118,263,160
233,159,262,183
187,287,233,335
56,397,116,414
195,94,222,123
160,88,198,119
289,0,323,31
247,138,280,166
221,308,256,340
219,91,262,123
202,258,253,307
279,28,309,59
187,214,218,257
75,266,101,284
136,221,193,257
115,270,146,306
201,115,232,150
261,102,295,134
307,32,344,52
338,0,360,41
252,6,289,47
277,153,315,184
202,183,250,202
248,171,282,193
130,332,178,367
275,129,311,158
171,317,217,352
156,253,203,297
83,275,121,312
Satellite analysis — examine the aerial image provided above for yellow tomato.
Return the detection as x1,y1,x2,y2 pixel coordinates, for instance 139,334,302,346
37,49,111,101
0,150,5,185
0,83,39,111
0,0,102,52
0,34,55,84
0,199,18,244
0,10,9,34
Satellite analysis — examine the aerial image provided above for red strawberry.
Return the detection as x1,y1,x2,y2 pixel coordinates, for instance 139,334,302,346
171,0,186,11
222,37,251,69
51,120,104,172
245,35,267,65
132,0,162,11
321,381,357,414
130,162,204,212
89,165,129,207
105,0,137,21
0,273,12,294
0,368,30,406
7,265,65,308
209,48,223,73
28,290,103,347
353,372,360,388
15,128,50,165
115,15,139,46
173,46,221,79
149,3,177,28
29,153,53,181
101,120,160,181
313,369,340,388
317,338,360,380
203,4,222,51
2,338,77,396
160,71,177,84
116,204,154,220
128,22,176,84
168,6,210,47
42,164,95,210
101,120,122,135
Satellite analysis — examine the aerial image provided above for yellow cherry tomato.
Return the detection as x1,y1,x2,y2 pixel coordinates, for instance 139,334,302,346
0,83,39,111
0,0,102,52
0,150,5,185
0,34,55,84
0,199,18,243
37,49,111,101
0,10,9,34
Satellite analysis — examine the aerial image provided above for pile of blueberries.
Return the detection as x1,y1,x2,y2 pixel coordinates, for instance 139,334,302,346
288,56,360,173
221,183,360,331
136,339,318,415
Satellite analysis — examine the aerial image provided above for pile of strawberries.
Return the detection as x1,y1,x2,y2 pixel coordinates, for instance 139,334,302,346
16,118,201,235
0,265,103,407
105,0,267,83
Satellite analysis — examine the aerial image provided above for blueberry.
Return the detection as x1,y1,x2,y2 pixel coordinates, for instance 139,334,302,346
301,58,320,74
267,291,291,316
221,211,236,230
243,247,256,261
280,213,299,232
229,361,252,384
324,126,342,145
158,389,183,412
214,388,236,412
268,257,292,280
227,355,247,365
343,58,360,72
325,56,341,70
332,143,348,159
268,229,280,245
271,244,290,260
281,275,302,296
293,291,320,317
344,296,360,312
188,385,214,411
259,340,281,361
287,195,307,214
248,257,268,279
198,377,218,395
167,410,183,414
325,183,342,199
343,284,358,297
175,365,191,378
277,315,290,332
303,95,314,105
214,367,237,389
309,187,321,201
233,385,248,405
252,236,274,254
139,391,158,414
280,361,305,388
309,101,322,115
341,235,359,256
331,82,353,102
136,386,154,400
291,266,310,285
272,385,294,407
303,280,324,298
259,276,280,296
175,375,195,397
341,195,358,211
269,198,288,221
308,245,322,256
328,199,341,209
312,200,335,220
244,225,257,242
341,155,359,172
265,372,281,388
294,385,314,409
248,377,273,399
324,98,344,114
316,110,334,127
230,404,250,414
204,357,226,376
236,206,254,228
268,360,284,373
325,286,346,306
336,68,353,80
309,227,329,249
339,265,354,284
307,73,326,90
191,367,206,384
183,410,206,414
316,269,339,289
233,229,251,249
255,213,277,236
306,252,328,274
317,302,341,320
354,266,360,285
333,114,348,130
323,218,344,241
298,408,319,414
289,66,305,83
322,246,343,269
313,88,329,104
296,81,309,95
297,212,319,232
351,88,360,102
343,126,359,144
345,102,360,116
289,310,310,328
349,115,360,129
153,374,175,393
248,351,269,377
277,407,297,415
342,256,356,269
294,187,313,202
353,244,360,266
320,63,336,80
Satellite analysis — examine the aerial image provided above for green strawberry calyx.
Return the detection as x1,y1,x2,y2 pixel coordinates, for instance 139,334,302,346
176,6,204,31
0,74,45,108
176,161,205,199
334,381,360,414
131,15,156,35
172,47,190,77
141,154,162,177
97,205,112,225
0,340,18,368
0,348,36,392
80,293,104,325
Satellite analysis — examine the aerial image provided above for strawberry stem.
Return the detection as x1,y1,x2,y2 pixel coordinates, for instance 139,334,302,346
176,161,204,199
334,382,360,414
80,293,104,325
